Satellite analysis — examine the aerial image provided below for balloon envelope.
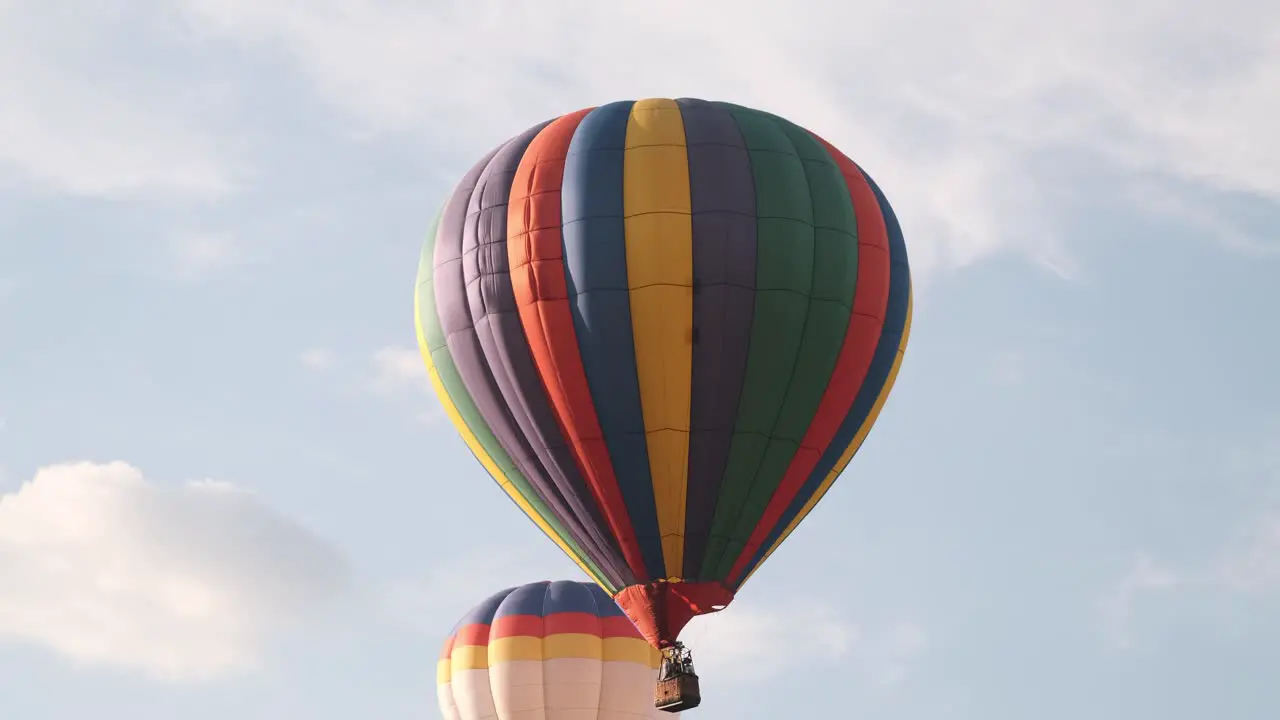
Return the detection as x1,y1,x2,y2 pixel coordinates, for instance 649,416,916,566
438,580,675,720
416,98,912,647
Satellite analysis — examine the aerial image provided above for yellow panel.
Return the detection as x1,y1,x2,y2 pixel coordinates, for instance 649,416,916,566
602,637,663,668
623,98,693,579
487,636,547,663
742,290,914,587
436,659,452,686
415,285,608,589
477,634,659,669
541,632,604,660
449,644,489,671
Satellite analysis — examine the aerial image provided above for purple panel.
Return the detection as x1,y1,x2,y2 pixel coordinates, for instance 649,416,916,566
434,131,622,586
461,121,635,587
674,98,759,580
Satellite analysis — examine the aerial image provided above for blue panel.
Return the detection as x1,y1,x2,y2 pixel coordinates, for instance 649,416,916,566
462,581,628,621
494,581,555,618
560,101,666,580
452,585,519,630
541,580,601,616
581,581,628,617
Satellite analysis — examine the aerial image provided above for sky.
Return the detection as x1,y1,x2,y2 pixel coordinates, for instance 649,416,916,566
1,1,1278,718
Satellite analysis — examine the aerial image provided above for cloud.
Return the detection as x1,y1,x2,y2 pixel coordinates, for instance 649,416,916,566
1100,553,1182,650
299,347,337,371
683,601,929,688
386,544,928,687
1216,513,1280,592
166,232,265,280
370,345,430,395
171,0,1280,279
1102,510,1280,648
0,3,236,199
0,461,348,680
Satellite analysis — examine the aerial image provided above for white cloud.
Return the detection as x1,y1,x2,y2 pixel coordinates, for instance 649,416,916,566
0,461,348,680
1102,510,1280,648
171,0,1280,279
682,600,928,688
385,543,928,686
0,3,236,198
166,232,265,280
370,345,430,395
1216,513,1280,592
299,347,337,371
1100,553,1182,650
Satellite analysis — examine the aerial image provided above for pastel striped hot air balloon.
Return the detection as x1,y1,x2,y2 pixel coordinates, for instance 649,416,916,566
416,98,912,670
438,581,674,720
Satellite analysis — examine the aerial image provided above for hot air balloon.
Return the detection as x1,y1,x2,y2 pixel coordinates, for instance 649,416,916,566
416,97,912,711
438,580,678,720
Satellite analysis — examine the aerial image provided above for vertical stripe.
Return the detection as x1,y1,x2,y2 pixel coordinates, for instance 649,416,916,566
436,136,623,584
415,202,613,591
697,104,817,578
738,292,911,590
458,121,633,585
622,98,694,579
507,108,651,584
723,129,893,585
735,163,913,590
673,98,758,580
560,100,667,579
705,111,861,581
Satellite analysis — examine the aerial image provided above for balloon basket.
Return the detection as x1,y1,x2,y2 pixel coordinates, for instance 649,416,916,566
655,674,701,713
654,642,701,713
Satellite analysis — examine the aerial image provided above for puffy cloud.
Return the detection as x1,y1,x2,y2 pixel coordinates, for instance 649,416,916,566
0,461,348,680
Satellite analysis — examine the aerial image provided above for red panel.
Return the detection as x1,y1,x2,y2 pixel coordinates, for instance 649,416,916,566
507,109,649,582
613,581,735,649
452,622,492,648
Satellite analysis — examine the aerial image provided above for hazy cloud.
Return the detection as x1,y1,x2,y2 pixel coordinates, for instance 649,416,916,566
370,345,430,395
172,0,1280,278
1102,509,1280,648
0,3,237,198
299,348,337,371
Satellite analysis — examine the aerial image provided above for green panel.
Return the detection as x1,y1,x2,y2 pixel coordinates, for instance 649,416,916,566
700,110,862,579
697,104,813,578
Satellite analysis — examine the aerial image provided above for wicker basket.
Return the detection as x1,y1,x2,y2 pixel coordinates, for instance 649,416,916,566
654,674,702,713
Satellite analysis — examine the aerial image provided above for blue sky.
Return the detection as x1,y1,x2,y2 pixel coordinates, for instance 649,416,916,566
2,2,1279,718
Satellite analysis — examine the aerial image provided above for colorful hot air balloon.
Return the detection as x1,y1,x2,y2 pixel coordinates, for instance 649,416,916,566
416,97,912,673
438,580,676,720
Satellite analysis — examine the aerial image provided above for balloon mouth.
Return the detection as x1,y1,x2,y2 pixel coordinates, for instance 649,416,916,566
710,604,726,611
